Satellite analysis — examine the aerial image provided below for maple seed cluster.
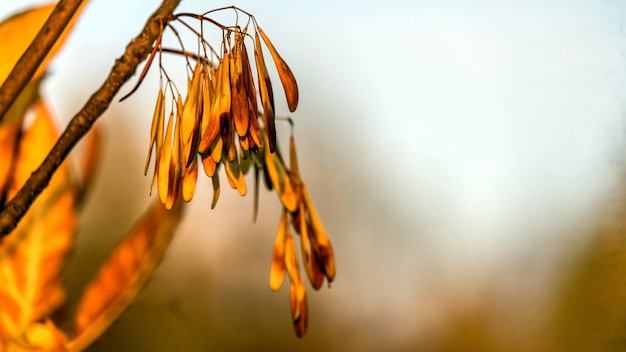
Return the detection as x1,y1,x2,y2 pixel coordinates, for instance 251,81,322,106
138,9,335,337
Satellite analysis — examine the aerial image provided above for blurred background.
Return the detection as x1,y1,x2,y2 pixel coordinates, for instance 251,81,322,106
3,0,626,350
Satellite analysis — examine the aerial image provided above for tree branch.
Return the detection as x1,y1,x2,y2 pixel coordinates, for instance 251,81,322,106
0,0,182,238
0,0,84,123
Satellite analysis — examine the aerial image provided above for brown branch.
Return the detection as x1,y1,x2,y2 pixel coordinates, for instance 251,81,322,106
0,0,182,238
0,0,84,123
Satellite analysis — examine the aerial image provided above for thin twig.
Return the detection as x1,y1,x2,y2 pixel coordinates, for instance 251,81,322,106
0,0,182,238
0,0,84,123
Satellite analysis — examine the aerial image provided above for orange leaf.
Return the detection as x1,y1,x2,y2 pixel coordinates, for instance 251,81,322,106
0,120,21,201
69,200,184,352
0,1,86,89
0,100,77,339
2,320,68,351
75,124,102,207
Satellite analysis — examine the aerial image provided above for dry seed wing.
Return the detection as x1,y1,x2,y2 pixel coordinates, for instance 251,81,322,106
257,26,299,112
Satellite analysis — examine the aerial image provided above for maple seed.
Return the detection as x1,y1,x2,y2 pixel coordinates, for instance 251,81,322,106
269,209,288,291
254,31,277,152
257,26,299,112
199,65,219,154
230,29,249,138
131,8,334,339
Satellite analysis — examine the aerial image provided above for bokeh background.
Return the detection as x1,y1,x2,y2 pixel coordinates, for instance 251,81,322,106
2,0,626,350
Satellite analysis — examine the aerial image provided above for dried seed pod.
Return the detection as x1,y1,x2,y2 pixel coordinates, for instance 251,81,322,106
290,281,308,338
289,134,300,179
239,145,251,174
157,111,175,206
230,29,249,138
146,89,165,195
302,186,335,282
199,62,221,154
181,60,203,168
182,153,198,202
284,233,308,337
223,155,247,196
239,133,249,151
211,169,220,209
219,49,232,129
200,150,217,177
254,31,276,152
165,105,183,210
242,40,263,148
269,209,288,291
264,135,298,212
298,201,324,290
211,136,223,163
145,88,164,175
257,26,299,112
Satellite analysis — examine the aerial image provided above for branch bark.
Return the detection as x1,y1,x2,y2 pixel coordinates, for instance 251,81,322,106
0,0,182,238
0,0,84,122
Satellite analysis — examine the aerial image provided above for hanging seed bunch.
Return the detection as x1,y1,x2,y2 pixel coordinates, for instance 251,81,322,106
121,6,335,337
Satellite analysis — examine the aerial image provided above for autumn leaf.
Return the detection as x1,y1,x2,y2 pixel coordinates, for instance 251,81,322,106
0,100,77,340
1,320,68,352
68,200,185,352
0,1,88,121
0,1,86,89
0,0,86,201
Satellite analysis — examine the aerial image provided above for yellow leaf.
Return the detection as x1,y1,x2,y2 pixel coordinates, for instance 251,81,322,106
75,125,102,207
2,78,43,126
68,200,184,352
2,320,68,351
0,121,21,201
0,2,86,87
257,26,299,112
0,100,77,339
